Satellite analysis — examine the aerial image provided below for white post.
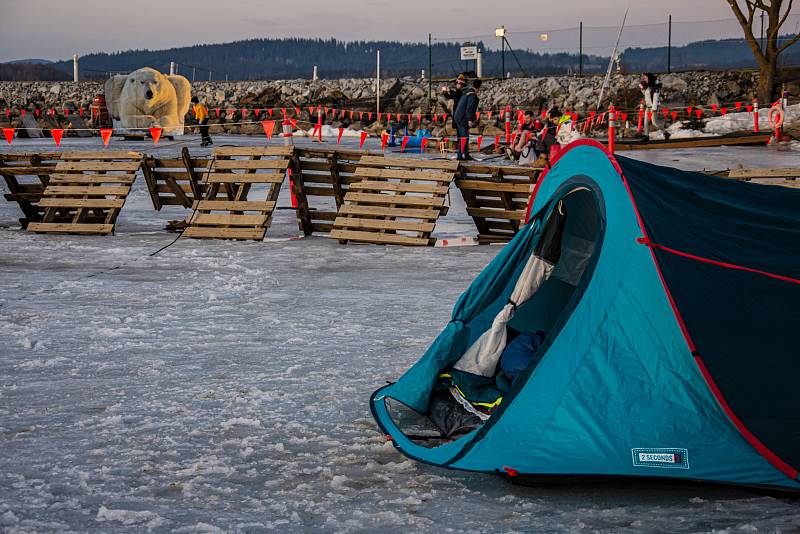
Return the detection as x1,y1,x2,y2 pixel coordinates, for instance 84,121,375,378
376,50,381,116
476,51,483,78
312,65,318,81
72,54,79,82
421,69,425,81
170,61,176,75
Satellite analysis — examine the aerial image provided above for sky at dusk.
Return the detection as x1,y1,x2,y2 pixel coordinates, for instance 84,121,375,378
1,0,797,62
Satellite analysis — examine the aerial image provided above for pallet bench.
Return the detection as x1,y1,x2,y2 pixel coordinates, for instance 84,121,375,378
330,156,459,246
0,152,62,227
455,163,542,244
181,146,292,240
26,151,143,235
291,148,381,235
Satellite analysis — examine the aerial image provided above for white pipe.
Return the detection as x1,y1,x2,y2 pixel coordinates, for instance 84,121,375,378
312,65,318,81
476,52,483,78
72,54,78,82
170,61,176,75
376,50,381,116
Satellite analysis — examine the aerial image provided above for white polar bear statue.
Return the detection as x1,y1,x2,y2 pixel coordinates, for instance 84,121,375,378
105,67,191,135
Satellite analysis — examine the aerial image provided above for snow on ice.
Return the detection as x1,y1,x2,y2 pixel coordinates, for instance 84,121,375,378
1,136,799,532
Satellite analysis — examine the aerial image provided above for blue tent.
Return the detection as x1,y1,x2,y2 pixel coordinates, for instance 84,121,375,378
371,139,800,490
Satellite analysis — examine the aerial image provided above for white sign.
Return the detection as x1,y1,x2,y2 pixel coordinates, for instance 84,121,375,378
460,46,478,61
539,33,549,42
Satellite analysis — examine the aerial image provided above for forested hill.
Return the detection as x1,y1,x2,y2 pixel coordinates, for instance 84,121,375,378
3,34,797,81
47,38,606,80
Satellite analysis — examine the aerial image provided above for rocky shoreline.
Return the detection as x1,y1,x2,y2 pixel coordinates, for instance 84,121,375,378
0,70,774,137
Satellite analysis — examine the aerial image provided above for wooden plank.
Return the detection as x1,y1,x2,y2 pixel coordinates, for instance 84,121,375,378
55,161,141,172
344,192,445,207
455,179,532,193
212,146,294,157
192,200,276,211
338,204,441,219
0,166,58,175
727,168,799,180
212,159,289,170
466,207,526,220
181,227,267,240
329,228,429,246
39,198,124,208
298,161,332,172
59,150,142,160
27,222,114,234
42,185,130,196
349,181,449,195
49,174,136,184
333,217,435,233
155,183,194,193
358,155,458,171
304,186,336,197
205,172,285,184
189,213,269,226
354,167,455,183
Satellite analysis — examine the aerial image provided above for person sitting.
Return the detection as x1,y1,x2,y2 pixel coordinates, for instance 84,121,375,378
508,110,541,163
533,106,562,165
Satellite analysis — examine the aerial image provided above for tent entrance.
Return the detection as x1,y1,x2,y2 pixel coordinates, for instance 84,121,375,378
387,186,602,447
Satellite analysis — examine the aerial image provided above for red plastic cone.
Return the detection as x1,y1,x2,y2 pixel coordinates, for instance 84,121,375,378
2,127,15,145
99,128,113,147
337,127,344,144
262,120,275,140
359,131,368,149
51,128,64,147
149,127,162,145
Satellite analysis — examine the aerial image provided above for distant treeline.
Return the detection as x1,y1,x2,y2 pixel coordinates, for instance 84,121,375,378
621,34,800,72
1,35,797,81
0,62,71,81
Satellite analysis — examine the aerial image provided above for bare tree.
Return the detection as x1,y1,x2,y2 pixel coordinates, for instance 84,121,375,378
726,0,799,102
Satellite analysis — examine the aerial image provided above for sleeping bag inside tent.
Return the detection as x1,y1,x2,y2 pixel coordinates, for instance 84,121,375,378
370,139,800,490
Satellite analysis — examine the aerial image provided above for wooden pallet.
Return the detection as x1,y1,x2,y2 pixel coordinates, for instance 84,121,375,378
291,148,381,235
26,151,143,235
722,167,800,189
141,147,212,210
456,163,542,243
181,146,292,240
330,156,459,246
0,152,62,227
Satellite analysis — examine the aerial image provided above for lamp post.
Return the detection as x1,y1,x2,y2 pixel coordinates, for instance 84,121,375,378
495,25,506,79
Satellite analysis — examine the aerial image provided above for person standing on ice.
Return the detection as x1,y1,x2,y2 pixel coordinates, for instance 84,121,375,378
441,74,466,129
639,73,664,138
191,96,212,147
454,79,481,161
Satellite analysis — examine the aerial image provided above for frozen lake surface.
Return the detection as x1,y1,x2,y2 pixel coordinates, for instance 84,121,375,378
1,137,799,532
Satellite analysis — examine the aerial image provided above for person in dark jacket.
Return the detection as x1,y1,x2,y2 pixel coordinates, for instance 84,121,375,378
441,74,466,128
453,79,481,161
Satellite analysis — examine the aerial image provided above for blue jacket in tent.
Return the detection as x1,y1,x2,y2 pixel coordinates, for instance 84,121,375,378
371,139,800,490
